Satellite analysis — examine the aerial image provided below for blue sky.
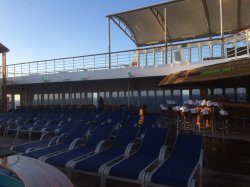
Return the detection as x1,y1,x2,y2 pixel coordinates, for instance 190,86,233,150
0,0,165,64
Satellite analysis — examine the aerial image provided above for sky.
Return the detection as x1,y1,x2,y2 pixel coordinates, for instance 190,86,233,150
0,0,166,64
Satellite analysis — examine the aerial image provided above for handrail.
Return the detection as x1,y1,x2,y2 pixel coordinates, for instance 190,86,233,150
2,30,250,78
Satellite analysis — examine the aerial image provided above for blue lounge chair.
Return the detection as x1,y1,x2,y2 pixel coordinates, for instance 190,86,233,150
22,122,91,159
11,121,78,153
44,122,115,168
67,125,139,182
104,128,168,187
146,134,203,187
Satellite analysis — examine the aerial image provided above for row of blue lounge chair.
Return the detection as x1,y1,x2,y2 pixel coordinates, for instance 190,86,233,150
11,111,203,187
2,107,132,145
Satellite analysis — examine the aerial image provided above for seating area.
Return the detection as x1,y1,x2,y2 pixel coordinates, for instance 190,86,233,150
0,106,205,187
160,99,233,136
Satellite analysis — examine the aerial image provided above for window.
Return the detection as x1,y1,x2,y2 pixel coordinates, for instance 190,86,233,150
202,46,210,60
212,44,222,57
225,88,235,101
191,47,199,62
182,90,190,102
155,51,163,65
164,90,171,100
139,53,146,67
44,94,48,105
237,87,247,101
147,53,154,66
173,90,181,105
192,89,201,100
14,94,20,109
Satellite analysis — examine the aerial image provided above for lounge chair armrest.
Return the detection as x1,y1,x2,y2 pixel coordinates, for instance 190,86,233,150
40,132,54,140
158,145,170,162
45,120,52,126
94,140,108,153
48,136,60,146
55,133,68,144
69,138,83,150
124,142,135,157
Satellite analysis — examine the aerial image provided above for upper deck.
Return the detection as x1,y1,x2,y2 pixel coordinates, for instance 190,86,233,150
4,30,250,85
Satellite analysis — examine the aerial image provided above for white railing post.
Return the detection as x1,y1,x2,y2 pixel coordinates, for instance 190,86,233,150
188,46,191,63
246,36,249,57
199,45,202,62
234,41,237,59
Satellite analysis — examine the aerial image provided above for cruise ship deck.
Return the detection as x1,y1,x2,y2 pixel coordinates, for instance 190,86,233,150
0,0,250,186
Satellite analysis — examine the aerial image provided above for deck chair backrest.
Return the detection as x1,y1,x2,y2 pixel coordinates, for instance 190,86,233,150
86,124,114,147
111,126,139,152
63,122,90,144
139,115,158,136
125,115,139,127
56,121,78,135
139,128,168,157
172,134,203,160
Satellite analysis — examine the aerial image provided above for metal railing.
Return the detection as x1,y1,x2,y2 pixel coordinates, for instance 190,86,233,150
3,30,250,78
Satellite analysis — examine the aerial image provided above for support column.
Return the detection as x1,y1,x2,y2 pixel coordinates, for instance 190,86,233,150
200,87,208,100
108,17,111,69
164,6,168,64
220,0,224,58
2,52,7,112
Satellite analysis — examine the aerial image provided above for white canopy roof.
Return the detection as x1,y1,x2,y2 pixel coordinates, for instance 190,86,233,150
108,0,250,47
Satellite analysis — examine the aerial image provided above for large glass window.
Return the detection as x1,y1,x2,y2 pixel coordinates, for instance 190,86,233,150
202,46,210,60
139,53,146,67
49,93,54,104
105,92,110,104
133,91,139,106
192,89,201,100
112,91,119,105
54,93,59,104
225,88,235,101
33,94,38,105
75,93,81,105
44,94,49,105
212,44,222,57
237,87,247,101
64,93,70,105
140,91,147,107
87,92,92,105
147,53,154,66
191,47,199,62
156,90,164,108
173,90,181,105
182,90,190,102
184,48,189,62
164,90,172,101
155,51,163,65
119,91,125,105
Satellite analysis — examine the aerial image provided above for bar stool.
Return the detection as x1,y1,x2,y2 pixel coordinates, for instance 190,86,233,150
219,108,229,136
200,108,210,134
172,106,181,130
190,107,199,132
180,106,190,130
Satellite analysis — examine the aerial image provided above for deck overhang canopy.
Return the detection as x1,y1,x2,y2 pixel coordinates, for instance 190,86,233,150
158,59,250,86
0,43,9,53
108,0,250,47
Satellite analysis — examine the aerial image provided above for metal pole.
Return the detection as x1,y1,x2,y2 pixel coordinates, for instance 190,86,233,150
220,0,224,58
2,52,7,112
108,17,111,69
164,6,168,64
